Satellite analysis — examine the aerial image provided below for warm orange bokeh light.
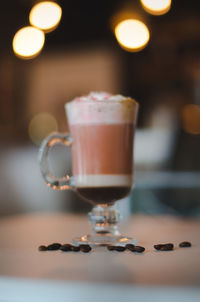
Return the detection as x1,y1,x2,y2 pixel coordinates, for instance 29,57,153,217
140,0,171,16
182,104,200,135
114,19,150,52
12,26,45,59
29,1,62,33
29,113,58,145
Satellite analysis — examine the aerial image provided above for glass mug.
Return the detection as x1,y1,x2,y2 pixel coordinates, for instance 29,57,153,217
39,92,139,246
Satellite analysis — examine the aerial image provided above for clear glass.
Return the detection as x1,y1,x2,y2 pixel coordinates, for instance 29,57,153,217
39,98,138,246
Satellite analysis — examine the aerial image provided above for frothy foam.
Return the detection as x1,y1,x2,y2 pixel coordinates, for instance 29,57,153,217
74,175,133,187
65,91,138,125
76,91,112,102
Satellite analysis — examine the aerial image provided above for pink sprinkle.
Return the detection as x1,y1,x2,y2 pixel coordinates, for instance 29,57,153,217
90,96,97,101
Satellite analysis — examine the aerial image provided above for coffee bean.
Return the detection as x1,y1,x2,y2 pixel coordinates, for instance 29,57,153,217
38,245,47,251
179,241,192,248
47,243,61,250
134,246,145,253
79,244,91,248
60,244,72,252
80,244,92,253
165,243,174,249
71,245,80,252
107,245,116,251
154,244,163,250
114,246,126,252
160,243,174,251
126,244,135,251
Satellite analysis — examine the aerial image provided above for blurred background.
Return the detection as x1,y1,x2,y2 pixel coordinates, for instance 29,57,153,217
0,0,200,217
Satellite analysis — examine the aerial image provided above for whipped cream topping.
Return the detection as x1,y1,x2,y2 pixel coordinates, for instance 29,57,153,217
76,91,112,102
65,91,138,125
73,91,135,103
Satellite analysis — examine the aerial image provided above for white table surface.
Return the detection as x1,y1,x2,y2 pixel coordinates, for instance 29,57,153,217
0,213,200,301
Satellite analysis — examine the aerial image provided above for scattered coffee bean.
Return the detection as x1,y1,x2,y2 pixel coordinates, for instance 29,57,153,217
71,245,81,252
107,245,116,251
179,241,192,248
47,243,61,250
134,246,145,253
165,243,174,249
154,243,174,251
154,244,163,251
160,243,174,251
80,244,92,253
60,244,72,252
39,240,192,254
125,244,135,251
114,246,126,252
38,245,47,251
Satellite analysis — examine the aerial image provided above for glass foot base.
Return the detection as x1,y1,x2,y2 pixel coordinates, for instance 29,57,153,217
72,234,137,247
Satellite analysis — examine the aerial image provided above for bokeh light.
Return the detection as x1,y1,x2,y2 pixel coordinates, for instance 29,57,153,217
182,104,200,135
114,19,150,52
140,0,171,16
29,113,58,146
12,26,45,59
29,1,62,32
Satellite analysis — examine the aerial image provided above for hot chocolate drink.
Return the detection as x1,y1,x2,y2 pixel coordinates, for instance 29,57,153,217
39,91,139,245
66,92,138,205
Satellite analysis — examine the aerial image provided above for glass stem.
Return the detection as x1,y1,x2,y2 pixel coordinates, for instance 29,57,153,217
88,204,121,236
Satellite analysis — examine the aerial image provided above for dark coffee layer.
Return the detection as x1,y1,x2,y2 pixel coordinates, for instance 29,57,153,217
77,186,131,204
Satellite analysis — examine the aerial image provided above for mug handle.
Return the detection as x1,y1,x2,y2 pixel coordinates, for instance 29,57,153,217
39,132,74,190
